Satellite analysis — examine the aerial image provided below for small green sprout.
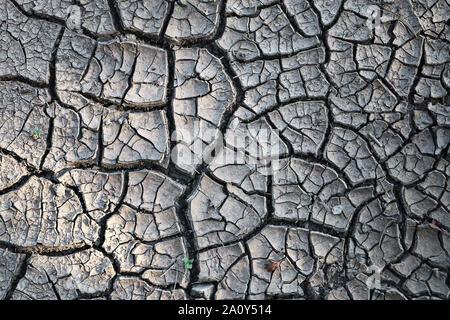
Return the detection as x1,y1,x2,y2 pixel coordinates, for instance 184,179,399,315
30,128,42,139
183,257,194,269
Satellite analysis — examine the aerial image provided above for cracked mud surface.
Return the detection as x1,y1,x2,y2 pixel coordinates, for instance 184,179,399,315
0,0,449,300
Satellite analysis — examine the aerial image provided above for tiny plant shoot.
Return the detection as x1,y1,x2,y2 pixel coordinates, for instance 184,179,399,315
183,257,194,269
31,128,42,139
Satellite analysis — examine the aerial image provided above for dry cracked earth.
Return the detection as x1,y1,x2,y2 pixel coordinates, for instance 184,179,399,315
0,0,449,301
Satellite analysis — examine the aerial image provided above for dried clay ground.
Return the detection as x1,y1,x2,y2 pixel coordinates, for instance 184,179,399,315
0,0,449,300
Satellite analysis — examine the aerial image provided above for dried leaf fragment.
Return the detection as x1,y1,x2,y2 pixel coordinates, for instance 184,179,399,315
264,259,283,272
429,220,442,231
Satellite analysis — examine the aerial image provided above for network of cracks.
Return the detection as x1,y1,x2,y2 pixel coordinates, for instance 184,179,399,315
0,0,449,300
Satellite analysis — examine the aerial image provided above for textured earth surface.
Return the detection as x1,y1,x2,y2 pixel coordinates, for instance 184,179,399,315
0,0,449,300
